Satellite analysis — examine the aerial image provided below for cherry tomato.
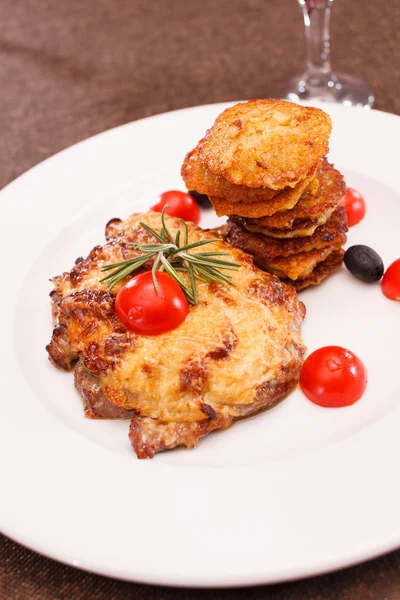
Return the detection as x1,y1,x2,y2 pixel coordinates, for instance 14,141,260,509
381,258,400,301
115,271,189,335
300,346,367,408
151,190,201,224
341,187,366,227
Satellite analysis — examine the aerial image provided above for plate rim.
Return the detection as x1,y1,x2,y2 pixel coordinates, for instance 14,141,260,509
1,100,399,588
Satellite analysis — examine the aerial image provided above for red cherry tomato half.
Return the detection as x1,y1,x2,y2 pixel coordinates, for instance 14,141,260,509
341,187,366,227
300,346,367,408
381,258,400,301
151,190,201,225
115,271,189,335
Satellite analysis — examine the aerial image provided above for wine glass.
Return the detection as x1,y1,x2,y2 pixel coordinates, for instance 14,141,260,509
284,0,374,108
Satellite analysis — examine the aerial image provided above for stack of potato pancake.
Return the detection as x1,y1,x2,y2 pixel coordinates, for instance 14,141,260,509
182,99,348,290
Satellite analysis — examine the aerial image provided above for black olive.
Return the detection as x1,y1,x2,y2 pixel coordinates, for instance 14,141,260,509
344,245,384,282
188,189,212,209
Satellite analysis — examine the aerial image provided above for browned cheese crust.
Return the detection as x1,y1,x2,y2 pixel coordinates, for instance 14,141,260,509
226,206,348,262
46,212,306,458
199,99,331,189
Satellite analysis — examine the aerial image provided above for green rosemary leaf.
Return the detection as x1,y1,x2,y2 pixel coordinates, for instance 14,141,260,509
192,263,214,283
187,262,198,304
160,254,195,304
99,213,241,302
151,252,162,292
138,221,165,243
205,268,235,285
100,251,157,273
180,219,189,247
100,254,150,289
160,206,174,243
101,260,134,271
100,254,154,272
181,253,241,269
173,238,221,253
195,252,231,257
194,263,234,286
133,243,174,253
159,254,190,291
192,268,209,283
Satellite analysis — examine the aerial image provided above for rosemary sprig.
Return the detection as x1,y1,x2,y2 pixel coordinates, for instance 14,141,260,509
100,207,241,304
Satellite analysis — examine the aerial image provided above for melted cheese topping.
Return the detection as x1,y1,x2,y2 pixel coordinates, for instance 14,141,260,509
53,212,305,423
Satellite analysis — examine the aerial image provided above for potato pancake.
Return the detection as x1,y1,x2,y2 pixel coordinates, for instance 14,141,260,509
209,169,315,218
246,161,345,231
257,247,336,281
285,250,345,291
226,207,348,262
199,99,331,189
182,144,317,206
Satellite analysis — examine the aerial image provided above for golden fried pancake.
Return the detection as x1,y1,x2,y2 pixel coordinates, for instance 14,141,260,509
182,145,279,203
256,246,336,281
247,161,345,230
210,168,316,218
226,207,348,262
200,99,331,189
285,250,345,291
241,209,337,239
182,145,317,206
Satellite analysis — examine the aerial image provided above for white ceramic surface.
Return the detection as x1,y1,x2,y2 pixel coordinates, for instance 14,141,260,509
0,102,399,587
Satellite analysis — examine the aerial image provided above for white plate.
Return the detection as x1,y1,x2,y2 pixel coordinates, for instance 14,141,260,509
0,102,399,588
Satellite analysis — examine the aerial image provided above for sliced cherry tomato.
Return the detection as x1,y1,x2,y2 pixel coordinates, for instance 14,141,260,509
300,346,367,408
151,190,201,224
115,271,189,335
381,258,400,301
341,187,366,227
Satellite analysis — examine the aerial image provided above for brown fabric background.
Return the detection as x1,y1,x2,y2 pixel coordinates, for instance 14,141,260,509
1,0,399,597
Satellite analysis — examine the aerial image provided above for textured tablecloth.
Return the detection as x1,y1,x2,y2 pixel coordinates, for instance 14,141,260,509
1,0,399,598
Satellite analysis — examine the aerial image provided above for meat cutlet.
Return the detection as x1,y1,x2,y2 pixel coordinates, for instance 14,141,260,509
47,212,306,458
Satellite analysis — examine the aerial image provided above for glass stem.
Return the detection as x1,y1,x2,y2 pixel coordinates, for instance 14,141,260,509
300,0,334,86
